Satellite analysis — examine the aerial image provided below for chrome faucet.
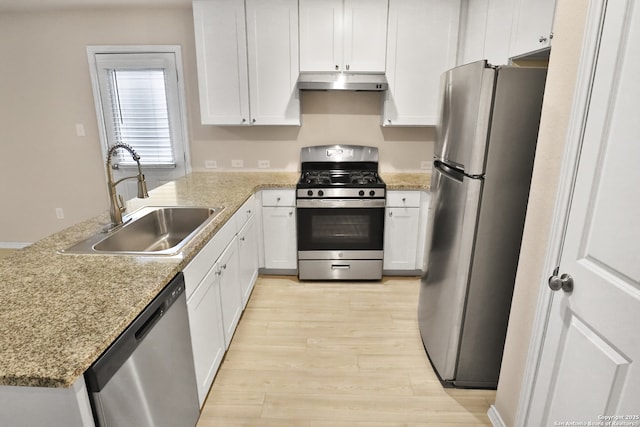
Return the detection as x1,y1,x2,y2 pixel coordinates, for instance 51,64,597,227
106,143,149,227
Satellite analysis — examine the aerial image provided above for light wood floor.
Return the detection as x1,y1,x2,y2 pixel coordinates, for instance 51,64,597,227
197,276,496,426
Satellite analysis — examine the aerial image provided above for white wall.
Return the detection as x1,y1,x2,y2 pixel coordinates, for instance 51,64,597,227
0,7,432,244
493,0,590,425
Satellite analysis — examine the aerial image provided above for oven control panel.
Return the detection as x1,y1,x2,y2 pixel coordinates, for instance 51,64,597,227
297,188,385,199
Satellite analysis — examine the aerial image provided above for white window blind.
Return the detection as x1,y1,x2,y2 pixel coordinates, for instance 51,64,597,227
107,69,175,166
93,52,184,169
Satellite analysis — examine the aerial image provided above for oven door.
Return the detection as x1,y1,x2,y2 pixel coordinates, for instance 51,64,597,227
296,199,385,258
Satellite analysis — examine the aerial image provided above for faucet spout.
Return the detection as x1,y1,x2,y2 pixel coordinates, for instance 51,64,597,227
106,143,149,227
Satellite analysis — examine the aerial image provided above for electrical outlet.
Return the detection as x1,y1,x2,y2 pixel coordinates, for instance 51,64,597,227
55,208,64,219
258,160,270,169
205,160,217,169
420,160,431,169
75,123,85,137
231,160,244,168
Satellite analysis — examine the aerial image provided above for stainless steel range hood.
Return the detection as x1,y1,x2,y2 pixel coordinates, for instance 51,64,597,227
297,72,388,91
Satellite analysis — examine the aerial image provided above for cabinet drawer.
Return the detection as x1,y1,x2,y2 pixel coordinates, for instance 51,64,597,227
234,195,257,232
386,191,421,207
183,218,236,298
261,189,296,206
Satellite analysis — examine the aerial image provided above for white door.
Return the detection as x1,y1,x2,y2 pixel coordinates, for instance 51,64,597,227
525,0,640,424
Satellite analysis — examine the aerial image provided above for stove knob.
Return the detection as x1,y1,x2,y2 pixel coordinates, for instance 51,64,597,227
307,190,313,196
318,190,324,197
369,190,376,196
359,190,365,196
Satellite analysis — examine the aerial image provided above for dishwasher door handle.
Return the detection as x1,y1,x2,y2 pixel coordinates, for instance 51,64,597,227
134,303,166,342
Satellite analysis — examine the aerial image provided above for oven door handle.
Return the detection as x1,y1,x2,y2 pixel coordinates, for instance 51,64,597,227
296,199,386,208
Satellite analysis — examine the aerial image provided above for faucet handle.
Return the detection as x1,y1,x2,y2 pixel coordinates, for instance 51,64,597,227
117,195,126,213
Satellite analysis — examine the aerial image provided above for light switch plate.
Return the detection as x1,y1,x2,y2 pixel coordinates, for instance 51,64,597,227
232,160,244,168
258,160,270,169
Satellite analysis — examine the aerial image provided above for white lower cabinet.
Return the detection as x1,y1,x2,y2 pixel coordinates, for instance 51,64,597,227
186,264,225,407
217,238,242,349
238,214,259,308
261,190,297,272
383,191,430,274
182,203,250,407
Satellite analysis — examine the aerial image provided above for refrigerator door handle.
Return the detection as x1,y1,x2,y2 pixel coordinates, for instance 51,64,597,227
435,160,465,182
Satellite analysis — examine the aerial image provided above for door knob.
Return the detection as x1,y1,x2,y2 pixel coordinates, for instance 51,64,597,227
548,273,574,293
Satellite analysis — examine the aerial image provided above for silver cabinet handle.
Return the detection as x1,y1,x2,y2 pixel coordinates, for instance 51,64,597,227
252,118,256,123
389,211,393,217
222,264,227,270
241,118,246,123
239,237,245,241
335,64,339,70
346,64,350,71
289,211,293,216
539,36,548,43
548,273,574,293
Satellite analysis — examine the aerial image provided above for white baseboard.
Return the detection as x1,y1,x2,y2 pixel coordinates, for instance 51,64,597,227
0,242,31,250
488,405,507,427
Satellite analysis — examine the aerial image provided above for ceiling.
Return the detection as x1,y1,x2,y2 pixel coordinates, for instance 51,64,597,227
0,0,191,12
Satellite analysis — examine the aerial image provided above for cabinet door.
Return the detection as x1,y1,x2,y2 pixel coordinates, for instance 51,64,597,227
383,0,460,126
509,0,556,58
262,206,297,270
299,0,343,72
186,265,225,407
246,0,300,125
238,214,259,308
218,239,242,349
383,207,420,270
193,0,250,125
343,0,388,72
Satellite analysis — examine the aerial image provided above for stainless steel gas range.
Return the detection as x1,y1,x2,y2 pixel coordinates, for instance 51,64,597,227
296,145,386,281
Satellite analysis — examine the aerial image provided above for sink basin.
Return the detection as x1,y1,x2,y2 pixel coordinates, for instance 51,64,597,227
62,206,225,256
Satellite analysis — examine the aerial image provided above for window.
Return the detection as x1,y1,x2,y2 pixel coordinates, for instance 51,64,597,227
105,68,174,165
87,47,189,195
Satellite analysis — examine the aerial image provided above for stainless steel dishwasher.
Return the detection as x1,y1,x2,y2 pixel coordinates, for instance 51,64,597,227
84,272,199,427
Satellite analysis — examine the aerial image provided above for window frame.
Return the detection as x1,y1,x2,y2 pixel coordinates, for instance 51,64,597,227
86,45,191,174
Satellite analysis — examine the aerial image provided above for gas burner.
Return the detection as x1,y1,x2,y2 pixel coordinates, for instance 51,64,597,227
297,145,386,199
350,171,379,185
301,171,331,185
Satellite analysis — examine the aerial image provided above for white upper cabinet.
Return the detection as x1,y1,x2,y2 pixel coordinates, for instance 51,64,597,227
246,0,300,125
458,0,554,65
383,0,460,126
509,0,556,58
193,0,300,126
457,0,514,66
299,0,389,73
193,0,249,125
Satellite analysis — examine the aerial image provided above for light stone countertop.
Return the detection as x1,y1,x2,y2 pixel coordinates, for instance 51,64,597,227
0,171,429,388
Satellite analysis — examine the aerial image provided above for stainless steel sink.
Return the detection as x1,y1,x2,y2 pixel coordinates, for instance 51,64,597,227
61,206,225,256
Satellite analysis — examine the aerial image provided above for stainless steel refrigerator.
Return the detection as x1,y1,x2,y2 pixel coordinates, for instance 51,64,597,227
418,60,547,388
